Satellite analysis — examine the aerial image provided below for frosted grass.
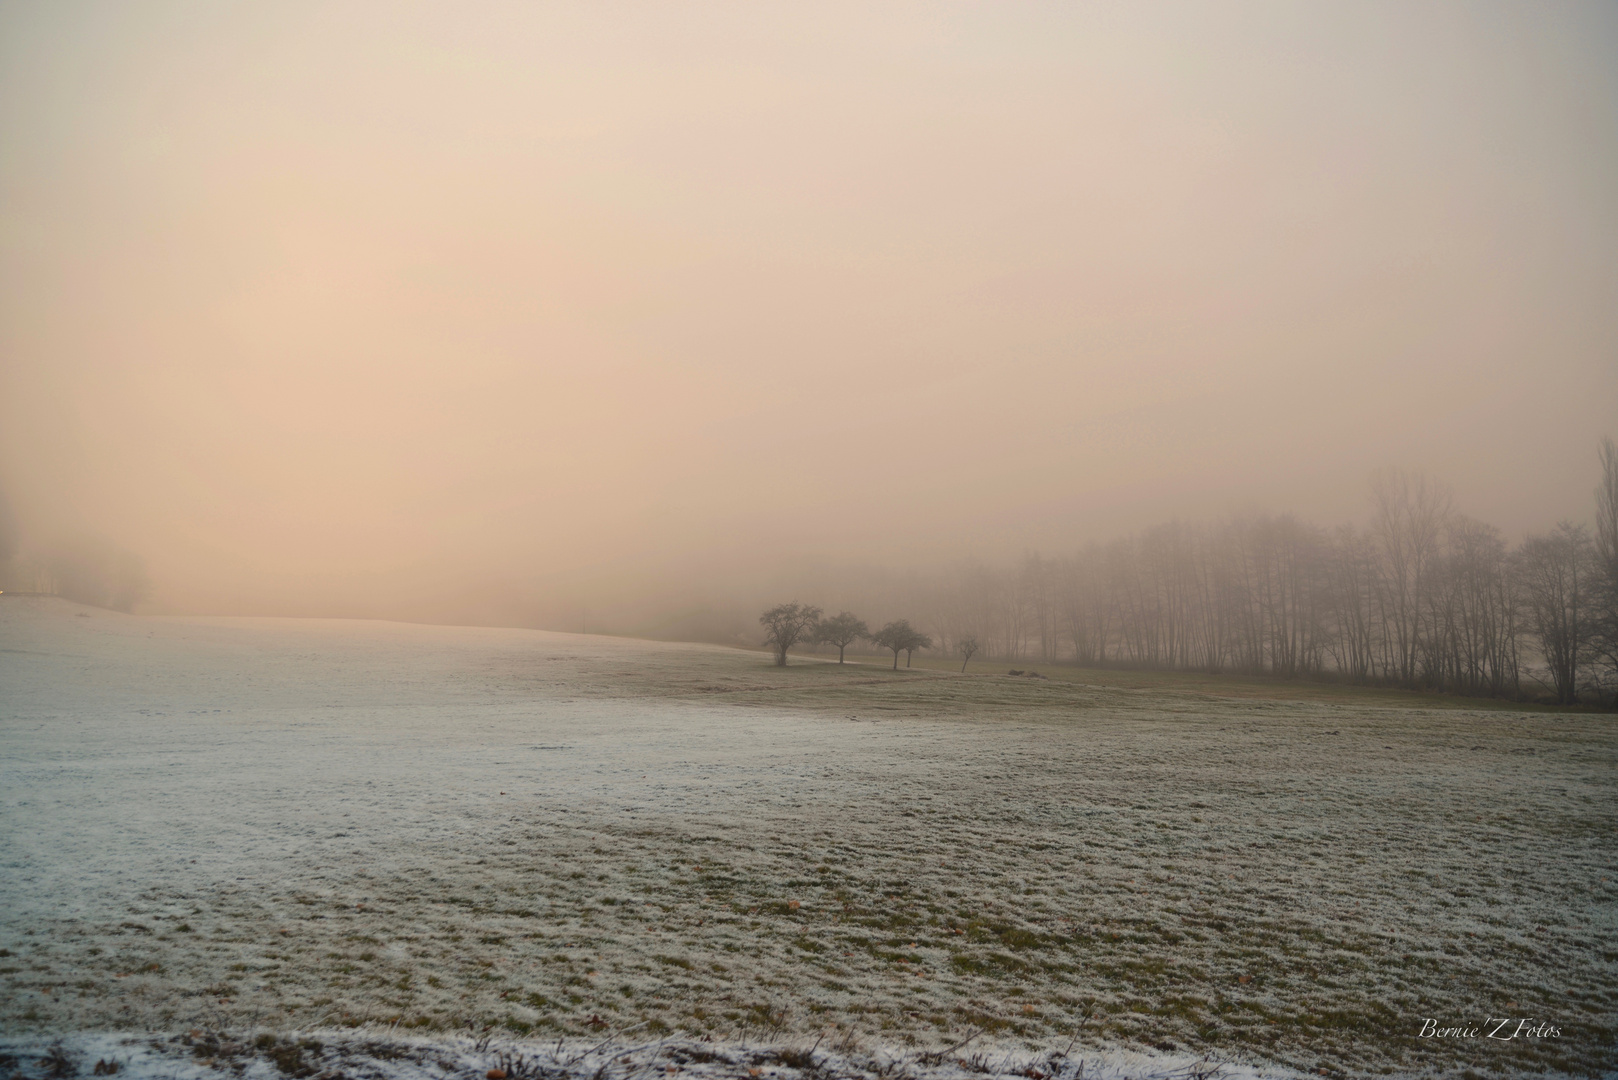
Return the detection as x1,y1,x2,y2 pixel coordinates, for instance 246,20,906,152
2,598,1613,1078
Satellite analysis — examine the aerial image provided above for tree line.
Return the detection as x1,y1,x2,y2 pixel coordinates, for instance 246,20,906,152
0,521,150,613
759,443,1618,706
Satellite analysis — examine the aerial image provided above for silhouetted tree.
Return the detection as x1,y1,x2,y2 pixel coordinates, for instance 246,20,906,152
773,462,1618,704
904,629,932,667
1371,468,1453,685
815,611,868,664
759,601,823,667
1591,437,1618,701
1519,523,1595,705
871,619,928,670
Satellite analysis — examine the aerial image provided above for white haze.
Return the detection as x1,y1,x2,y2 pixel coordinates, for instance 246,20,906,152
1,1,1615,633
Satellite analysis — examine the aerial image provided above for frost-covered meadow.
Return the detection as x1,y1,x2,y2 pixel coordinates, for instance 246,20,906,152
1,598,1614,1078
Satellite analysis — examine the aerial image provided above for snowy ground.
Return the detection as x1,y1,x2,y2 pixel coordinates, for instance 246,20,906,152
1,597,1613,1079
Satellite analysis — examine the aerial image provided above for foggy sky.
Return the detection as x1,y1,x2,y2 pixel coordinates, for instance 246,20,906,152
2,1,1616,624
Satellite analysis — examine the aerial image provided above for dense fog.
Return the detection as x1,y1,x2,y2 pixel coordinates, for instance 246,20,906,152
2,2,1615,644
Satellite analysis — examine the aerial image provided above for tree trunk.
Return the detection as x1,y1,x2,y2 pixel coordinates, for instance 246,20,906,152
838,644,845,664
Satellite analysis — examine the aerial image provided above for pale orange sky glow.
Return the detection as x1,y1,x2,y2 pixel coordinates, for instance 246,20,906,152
2,2,1615,627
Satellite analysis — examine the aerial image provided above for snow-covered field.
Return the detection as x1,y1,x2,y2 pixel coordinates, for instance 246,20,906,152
1,597,1613,1079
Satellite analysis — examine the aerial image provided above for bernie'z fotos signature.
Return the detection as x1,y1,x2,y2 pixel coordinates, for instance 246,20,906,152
1418,1018,1561,1040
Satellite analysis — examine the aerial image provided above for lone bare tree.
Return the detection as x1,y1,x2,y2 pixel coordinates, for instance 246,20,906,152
759,601,823,667
815,611,868,664
957,634,980,672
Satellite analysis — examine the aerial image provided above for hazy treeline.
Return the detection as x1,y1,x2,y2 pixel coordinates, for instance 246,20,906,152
813,454,1618,706
0,492,149,612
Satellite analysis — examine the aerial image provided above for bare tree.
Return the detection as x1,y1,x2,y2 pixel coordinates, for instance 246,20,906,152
1323,524,1378,681
958,634,979,672
1431,516,1520,697
1598,438,1618,573
1591,437,1618,701
759,602,823,667
1518,523,1594,705
1370,468,1454,685
815,611,869,664
1020,553,1055,660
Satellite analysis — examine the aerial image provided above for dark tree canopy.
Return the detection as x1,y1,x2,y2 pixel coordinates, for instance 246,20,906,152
903,628,933,667
870,619,930,670
759,601,823,667
815,611,869,664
